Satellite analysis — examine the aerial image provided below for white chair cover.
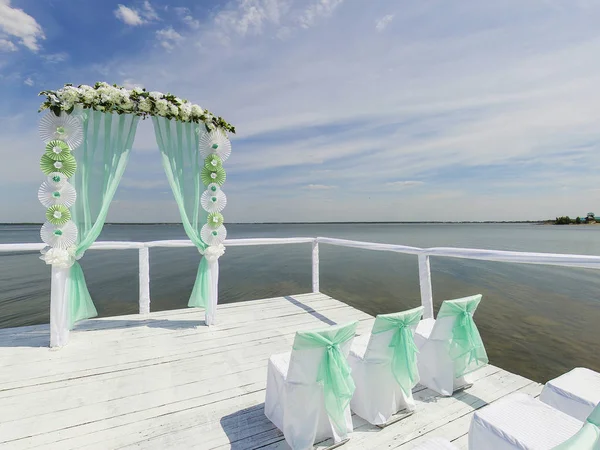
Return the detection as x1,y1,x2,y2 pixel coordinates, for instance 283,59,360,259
264,321,358,450
349,306,423,425
468,392,582,450
414,294,488,396
540,367,600,422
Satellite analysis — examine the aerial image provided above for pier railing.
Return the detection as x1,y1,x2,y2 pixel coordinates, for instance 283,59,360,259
3,237,600,321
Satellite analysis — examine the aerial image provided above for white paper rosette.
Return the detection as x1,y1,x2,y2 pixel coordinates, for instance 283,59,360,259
201,189,227,213
199,130,231,161
201,224,227,246
40,220,78,249
38,181,76,208
46,172,68,188
39,111,84,149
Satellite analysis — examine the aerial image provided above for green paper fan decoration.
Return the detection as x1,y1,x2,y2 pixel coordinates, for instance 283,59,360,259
40,153,77,178
44,140,71,161
204,154,222,171
207,212,224,229
45,205,71,226
201,166,226,186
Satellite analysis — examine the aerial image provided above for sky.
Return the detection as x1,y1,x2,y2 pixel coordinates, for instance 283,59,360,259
1,0,600,223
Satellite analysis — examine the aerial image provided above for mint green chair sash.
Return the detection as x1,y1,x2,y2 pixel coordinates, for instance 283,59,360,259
553,403,600,449
437,295,488,378
293,321,358,436
371,306,424,396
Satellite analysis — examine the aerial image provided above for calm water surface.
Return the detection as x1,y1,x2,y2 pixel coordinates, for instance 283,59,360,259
1,223,599,383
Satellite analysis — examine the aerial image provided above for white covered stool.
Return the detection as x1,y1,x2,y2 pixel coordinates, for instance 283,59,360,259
264,321,358,450
540,367,600,422
469,392,582,449
348,306,423,426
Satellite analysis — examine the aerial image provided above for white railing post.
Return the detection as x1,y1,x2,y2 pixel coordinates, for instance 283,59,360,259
139,246,150,315
418,253,434,319
312,239,320,293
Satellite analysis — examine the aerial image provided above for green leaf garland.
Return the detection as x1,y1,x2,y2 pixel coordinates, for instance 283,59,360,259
201,166,226,186
40,153,77,178
44,140,71,161
207,212,224,228
45,204,71,225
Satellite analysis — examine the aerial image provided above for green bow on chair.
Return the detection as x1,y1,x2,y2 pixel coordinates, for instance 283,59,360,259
438,296,488,378
372,306,424,396
293,321,358,437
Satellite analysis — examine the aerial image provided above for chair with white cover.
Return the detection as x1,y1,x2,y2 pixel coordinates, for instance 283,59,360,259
264,321,358,450
469,392,600,449
348,306,424,426
414,294,488,396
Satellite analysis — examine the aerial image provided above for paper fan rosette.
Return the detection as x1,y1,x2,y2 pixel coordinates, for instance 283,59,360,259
44,140,71,161
204,154,222,171
206,182,221,194
201,166,226,186
38,180,76,207
40,220,78,249
201,189,227,213
201,224,227,246
207,212,224,228
45,205,71,225
199,130,231,161
40,153,77,178
39,111,84,149
46,172,68,188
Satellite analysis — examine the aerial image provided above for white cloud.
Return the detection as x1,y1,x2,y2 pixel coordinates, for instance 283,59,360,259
298,0,344,28
375,14,394,32
386,181,424,188
23,77,33,86
42,52,68,63
305,184,337,190
141,1,159,21
0,38,16,51
156,27,183,50
114,2,159,26
115,5,145,26
0,0,44,52
174,7,200,29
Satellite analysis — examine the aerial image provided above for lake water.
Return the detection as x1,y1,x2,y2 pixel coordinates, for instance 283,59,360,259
1,223,599,383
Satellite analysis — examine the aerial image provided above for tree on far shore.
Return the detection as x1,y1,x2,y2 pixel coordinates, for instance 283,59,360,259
555,216,572,225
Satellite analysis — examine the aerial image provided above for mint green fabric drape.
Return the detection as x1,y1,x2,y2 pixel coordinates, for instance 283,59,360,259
68,109,139,328
151,117,209,309
372,306,424,396
438,296,488,378
293,321,358,436
553,403,600,449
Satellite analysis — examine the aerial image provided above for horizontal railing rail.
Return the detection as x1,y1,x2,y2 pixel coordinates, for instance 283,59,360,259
3,236,600,320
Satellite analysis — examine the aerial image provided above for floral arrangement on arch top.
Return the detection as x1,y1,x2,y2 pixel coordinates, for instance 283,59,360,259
38,82,235,134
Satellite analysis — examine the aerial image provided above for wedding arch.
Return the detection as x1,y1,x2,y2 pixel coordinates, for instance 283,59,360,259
36,82,235,347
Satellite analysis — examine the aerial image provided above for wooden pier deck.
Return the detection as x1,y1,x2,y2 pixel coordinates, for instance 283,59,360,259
0,293,542,449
